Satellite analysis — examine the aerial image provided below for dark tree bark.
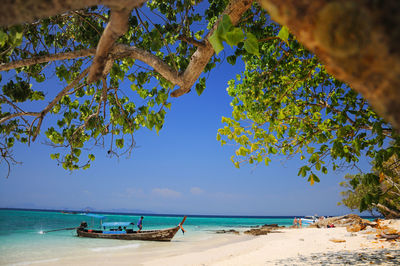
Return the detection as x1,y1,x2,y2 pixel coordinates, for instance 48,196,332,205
0,0,146,26
260,0,400,129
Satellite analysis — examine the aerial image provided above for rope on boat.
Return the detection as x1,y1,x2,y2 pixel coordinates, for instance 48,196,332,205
40,227,78,234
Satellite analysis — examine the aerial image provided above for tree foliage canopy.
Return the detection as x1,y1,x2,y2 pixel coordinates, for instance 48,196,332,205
339,155,400,218
217,16,400,183
0,0,398,180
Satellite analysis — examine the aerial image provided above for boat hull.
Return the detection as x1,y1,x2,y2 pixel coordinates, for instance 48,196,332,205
77,227,180,241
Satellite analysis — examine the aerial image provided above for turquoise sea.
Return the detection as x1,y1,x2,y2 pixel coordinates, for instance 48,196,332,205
0,209,295,265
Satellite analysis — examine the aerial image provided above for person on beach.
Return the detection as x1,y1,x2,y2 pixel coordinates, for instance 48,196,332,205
298,218,302,228
137,216,144,232
293,217,298,228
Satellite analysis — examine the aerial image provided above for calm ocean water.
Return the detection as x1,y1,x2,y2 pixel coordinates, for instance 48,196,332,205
0,209,295,265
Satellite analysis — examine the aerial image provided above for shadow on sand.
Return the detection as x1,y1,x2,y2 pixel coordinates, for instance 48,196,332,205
266,248,400,265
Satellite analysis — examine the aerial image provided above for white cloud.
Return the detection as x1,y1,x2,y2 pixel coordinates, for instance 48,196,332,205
190,187,204,195
152,188,181,198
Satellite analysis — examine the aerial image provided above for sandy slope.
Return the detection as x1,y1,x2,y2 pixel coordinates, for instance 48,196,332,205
36,220,400,266
144,222,400,266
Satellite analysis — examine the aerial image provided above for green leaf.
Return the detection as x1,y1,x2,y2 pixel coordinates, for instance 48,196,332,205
194,30,204,40
244,32,259,56
52,104,61,114
307,173,320,185
30,91,45,101
298,166,308,177
155,124,163,135
88,154,95,161
14,31,23,45
277,26,289,42
322,166,328,174
307,146,315,154
116,138,124,149
73,148,81,157
195,77,206,96
130,84,138,91
225,28,244,47
227,55,237,65
209,31,224,55
0,30,8,47
217,14,233,41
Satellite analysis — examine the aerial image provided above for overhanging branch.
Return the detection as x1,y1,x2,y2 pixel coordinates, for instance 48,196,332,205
0,44,184,87
33,68,89,141
171,0,254,97
113,44,184,87
0,111,40,125
87,5,136,82
1,0,254,102
0,49,96,71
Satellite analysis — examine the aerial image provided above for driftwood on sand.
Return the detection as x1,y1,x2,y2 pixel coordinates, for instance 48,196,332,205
310,214,372,228
309,214,400,241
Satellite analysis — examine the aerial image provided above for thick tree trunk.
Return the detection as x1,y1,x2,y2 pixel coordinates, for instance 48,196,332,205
260,0,400,129
0,0,146,26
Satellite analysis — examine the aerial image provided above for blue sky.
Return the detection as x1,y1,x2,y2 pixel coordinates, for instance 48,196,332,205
0,3,373,216
0,55,372,216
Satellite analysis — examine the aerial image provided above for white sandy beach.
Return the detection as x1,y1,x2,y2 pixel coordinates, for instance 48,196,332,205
34,220,400,266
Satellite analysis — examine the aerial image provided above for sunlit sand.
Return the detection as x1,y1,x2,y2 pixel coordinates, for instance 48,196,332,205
34,220,400,265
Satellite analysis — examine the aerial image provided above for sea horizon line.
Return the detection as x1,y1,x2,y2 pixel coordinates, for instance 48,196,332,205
0,207,376,219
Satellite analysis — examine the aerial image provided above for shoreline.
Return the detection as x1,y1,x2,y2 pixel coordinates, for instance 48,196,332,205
29,221,400,266
144,227,400,265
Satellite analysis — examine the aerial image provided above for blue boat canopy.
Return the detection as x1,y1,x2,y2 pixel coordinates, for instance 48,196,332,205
102,222,132,227
85,214,106,219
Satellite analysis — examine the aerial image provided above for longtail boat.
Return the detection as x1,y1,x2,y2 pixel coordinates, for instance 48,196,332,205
77,216,186,241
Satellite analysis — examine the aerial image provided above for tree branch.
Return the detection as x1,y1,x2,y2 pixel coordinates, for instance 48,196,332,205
31,67,90,141
73,77,107,136
0,49,96,71
374,203,400,218
258,36,280,42
171,0,254,97
0,111,41,125
1,44,184,87
2,0,254,101
177,35,205,47
113,44,184,87
87,5,135,82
